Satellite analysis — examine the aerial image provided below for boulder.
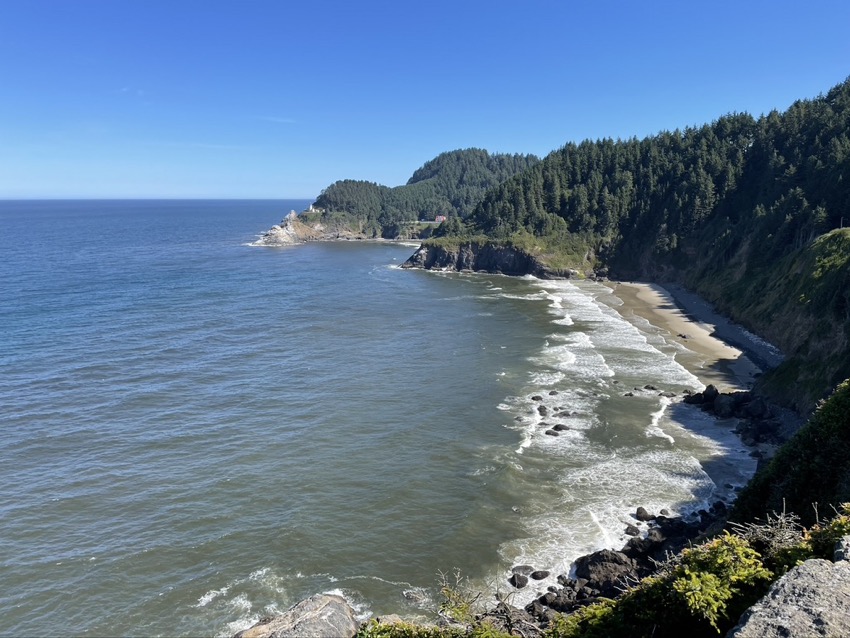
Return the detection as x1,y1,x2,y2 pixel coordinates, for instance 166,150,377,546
508,573,529,589
511,564,535,575
544,429,560,437
537,406,549,416
624,524,640,537
233,594,358,638
635,506,655,521
531,395,544,401
530,570,550,580
573,550,638,597
728,559,850,637
703,384,719,403
552,423,570,431
683,392,704,405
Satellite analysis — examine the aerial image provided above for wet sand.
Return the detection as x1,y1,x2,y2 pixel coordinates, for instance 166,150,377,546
607,282,765,391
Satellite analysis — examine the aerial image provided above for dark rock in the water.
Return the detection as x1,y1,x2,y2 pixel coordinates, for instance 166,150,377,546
548,390,559,395
552,423,570,431
659,391,677,398
625,524,640,536
531,395,544,401
512,564,535,575
508,573,529,589
624,392,634,397
644,384,658,391
573,550,638,597
635,506,655,521
683,391,704,404
537,405,548,416
703,384,719,403
659,508,670,516
233,594,358,638
530,570,550,580
544,429,560,437
728,559,850,638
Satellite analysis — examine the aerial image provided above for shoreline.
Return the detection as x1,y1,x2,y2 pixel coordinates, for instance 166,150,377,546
606,281,769,391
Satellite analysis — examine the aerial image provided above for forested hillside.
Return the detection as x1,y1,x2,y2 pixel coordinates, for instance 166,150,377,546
431,78,850,411
311,149,539,237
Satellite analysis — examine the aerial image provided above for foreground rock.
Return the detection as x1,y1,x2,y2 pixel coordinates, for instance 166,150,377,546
728,558,850,637
233,594,359,638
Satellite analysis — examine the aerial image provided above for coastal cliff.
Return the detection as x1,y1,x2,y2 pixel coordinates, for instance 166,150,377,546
402,241,549,276
251,211,372,246
401,238,598,279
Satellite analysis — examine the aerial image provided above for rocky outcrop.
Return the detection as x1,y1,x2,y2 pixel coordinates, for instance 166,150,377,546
727,558,850,637
683,385,800,449
402,242,556,277
573,550,638,598
233,594,359,638
251,212,376,246
251,212,320,246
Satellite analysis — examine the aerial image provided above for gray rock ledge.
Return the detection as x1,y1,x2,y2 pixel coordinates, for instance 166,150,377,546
233,593,359,638
728,559,850,637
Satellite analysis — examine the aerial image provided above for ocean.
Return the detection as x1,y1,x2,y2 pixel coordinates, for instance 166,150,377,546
0,200,756,636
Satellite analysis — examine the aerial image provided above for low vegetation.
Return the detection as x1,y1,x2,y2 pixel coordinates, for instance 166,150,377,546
356,503,850,638
732,378,850,526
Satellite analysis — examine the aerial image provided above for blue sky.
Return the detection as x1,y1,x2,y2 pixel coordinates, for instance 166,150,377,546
1,0,848,199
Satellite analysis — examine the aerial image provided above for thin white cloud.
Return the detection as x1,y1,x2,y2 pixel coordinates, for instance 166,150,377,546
117,87,146,96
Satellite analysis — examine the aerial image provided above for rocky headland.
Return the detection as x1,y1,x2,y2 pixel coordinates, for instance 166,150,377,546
251,211,374,246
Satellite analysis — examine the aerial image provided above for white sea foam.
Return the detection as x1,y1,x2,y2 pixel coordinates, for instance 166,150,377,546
488,277,755,610
196,586,229,607
646,397,675,444
323,588,372,622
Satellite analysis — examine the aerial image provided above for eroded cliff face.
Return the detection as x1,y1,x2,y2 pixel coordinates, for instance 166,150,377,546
402,242,568,277
251,212,374,246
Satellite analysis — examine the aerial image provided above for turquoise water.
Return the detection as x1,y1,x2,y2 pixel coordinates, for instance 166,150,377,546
0,201,755,636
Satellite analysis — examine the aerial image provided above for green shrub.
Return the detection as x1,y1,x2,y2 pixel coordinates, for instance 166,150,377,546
547,534,772,637
731,378,850,526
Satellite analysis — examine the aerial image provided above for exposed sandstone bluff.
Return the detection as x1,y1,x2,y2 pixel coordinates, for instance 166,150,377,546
401,242,582,278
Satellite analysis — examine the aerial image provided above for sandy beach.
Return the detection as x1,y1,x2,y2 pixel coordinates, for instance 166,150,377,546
607,281,766,391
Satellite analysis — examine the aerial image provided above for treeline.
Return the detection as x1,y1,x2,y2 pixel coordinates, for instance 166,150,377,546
455,80,849,266
439,77,850,411
311,149,539,237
